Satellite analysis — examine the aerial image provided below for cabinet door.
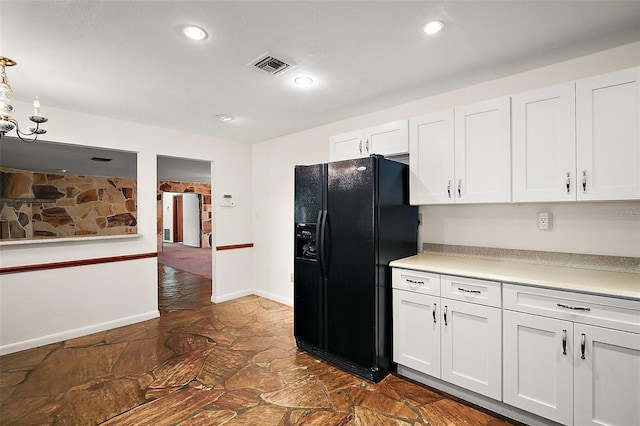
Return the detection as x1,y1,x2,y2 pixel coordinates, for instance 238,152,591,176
574,324,640,426
409,110,455,204
365,119,409,157
392,289,441,377
454,97,511,203
330,129,366,161
512,83,576,202
576,67,640,200
441,298,501,400
503,310,573,425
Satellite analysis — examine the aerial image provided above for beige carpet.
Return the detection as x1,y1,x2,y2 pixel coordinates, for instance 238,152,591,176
157,242,212,279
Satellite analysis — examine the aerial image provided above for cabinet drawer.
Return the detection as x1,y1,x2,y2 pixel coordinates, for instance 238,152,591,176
392,268,440,296
503,283,640,334
441,275,501,307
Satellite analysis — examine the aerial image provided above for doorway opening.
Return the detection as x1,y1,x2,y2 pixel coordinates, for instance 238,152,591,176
156,156,213,285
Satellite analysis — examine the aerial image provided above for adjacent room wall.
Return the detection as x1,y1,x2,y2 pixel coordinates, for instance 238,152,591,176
0,105,252,355
251,42,640,306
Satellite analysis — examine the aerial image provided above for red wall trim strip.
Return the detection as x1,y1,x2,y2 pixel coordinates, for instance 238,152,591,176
216,243,254,251
0,252,158,275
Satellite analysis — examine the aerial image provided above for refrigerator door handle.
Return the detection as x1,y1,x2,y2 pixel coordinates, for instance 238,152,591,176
318,210,328,277
316,210,324,275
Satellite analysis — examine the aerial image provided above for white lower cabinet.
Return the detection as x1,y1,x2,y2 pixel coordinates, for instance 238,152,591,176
393,290,440,376
503,283,640,426
441,298,502,400
392,269,502,401
393,268,640,426
574,323,640,426
503,310,574,425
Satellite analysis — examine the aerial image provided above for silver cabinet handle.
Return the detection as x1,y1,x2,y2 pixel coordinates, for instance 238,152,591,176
406,279,424,285
458,287,481,294
443,305,448,326
365,138,370,154
447,180,451,198
432,303,437,323
562,329,567,355
457,180,462,197
557,303,591,311
566,172,571,194
359,140,363,155
582,170,587,193
581,333,586,359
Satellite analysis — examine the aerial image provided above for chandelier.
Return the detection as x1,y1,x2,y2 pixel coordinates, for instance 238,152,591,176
0,56,48,143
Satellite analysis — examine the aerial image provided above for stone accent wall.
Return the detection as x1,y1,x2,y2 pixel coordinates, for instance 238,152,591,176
0,167,137,240
157,180,212,250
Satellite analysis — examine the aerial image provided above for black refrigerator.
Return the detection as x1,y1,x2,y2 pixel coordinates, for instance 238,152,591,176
294,155,418,382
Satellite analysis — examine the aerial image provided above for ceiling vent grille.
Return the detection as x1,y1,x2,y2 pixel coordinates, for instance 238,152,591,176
251,53,294,75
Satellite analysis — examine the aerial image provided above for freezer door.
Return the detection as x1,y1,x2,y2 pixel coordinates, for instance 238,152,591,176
294,164,324,224
325,157,377,368
294,164,325,348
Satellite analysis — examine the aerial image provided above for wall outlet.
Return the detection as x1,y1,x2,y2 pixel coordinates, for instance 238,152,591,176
538,212,552,230
290,273,294,283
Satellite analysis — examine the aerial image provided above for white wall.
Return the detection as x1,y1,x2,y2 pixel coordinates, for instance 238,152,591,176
251,42,640,306
0,104,253,354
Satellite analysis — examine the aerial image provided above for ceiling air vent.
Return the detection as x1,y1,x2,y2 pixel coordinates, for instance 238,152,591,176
250,53,294,75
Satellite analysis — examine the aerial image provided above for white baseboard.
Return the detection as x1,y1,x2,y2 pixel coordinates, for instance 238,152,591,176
212,288,292,307
212,288,254,304
252,289,293,307
0,310,160,356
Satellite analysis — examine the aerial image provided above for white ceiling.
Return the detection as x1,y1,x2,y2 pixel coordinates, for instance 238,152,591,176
2,0,640,146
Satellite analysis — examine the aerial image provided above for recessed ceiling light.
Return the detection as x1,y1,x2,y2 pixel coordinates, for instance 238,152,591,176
294,76,314,86
216,114,235,122
183,25,208,41
423,20,445,35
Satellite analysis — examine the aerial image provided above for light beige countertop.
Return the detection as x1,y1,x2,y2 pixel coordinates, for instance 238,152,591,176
390,253,640,300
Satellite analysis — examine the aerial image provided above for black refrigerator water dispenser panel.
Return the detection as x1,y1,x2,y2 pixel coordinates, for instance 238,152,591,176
295,223,317,261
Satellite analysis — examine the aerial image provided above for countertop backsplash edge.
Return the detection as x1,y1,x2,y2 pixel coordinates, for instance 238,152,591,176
422,243,640,274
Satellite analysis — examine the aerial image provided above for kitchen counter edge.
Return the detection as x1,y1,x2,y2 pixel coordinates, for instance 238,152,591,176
390,253,640,300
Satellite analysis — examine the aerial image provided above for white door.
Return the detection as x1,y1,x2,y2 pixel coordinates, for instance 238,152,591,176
330,129,365,161
503,310,574,425
454,97,511,203
576,66,640,200
512,82,576,202
365,119,409,157
182,193,200,247
409,110,455,204
392,289,441,377
574,324,640,426
440,298,502,400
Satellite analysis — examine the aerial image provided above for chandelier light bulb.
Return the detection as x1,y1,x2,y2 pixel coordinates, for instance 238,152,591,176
0,56,49,142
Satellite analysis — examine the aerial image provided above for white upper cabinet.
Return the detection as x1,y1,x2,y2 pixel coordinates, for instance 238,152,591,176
409,110,455,204
409,97,511,205
330,129,366,161
512,83,576,202
454,97,512,203
329,119,408,161
576,67,640,201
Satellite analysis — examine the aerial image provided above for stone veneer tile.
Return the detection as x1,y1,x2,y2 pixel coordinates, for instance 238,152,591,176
225,364,282,392
260,377,331,409
13,343,127,397
54,377,145,425
149,351,209,389
101,387,224,425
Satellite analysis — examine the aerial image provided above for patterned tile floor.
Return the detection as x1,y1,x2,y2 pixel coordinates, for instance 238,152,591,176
0,264,521,425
